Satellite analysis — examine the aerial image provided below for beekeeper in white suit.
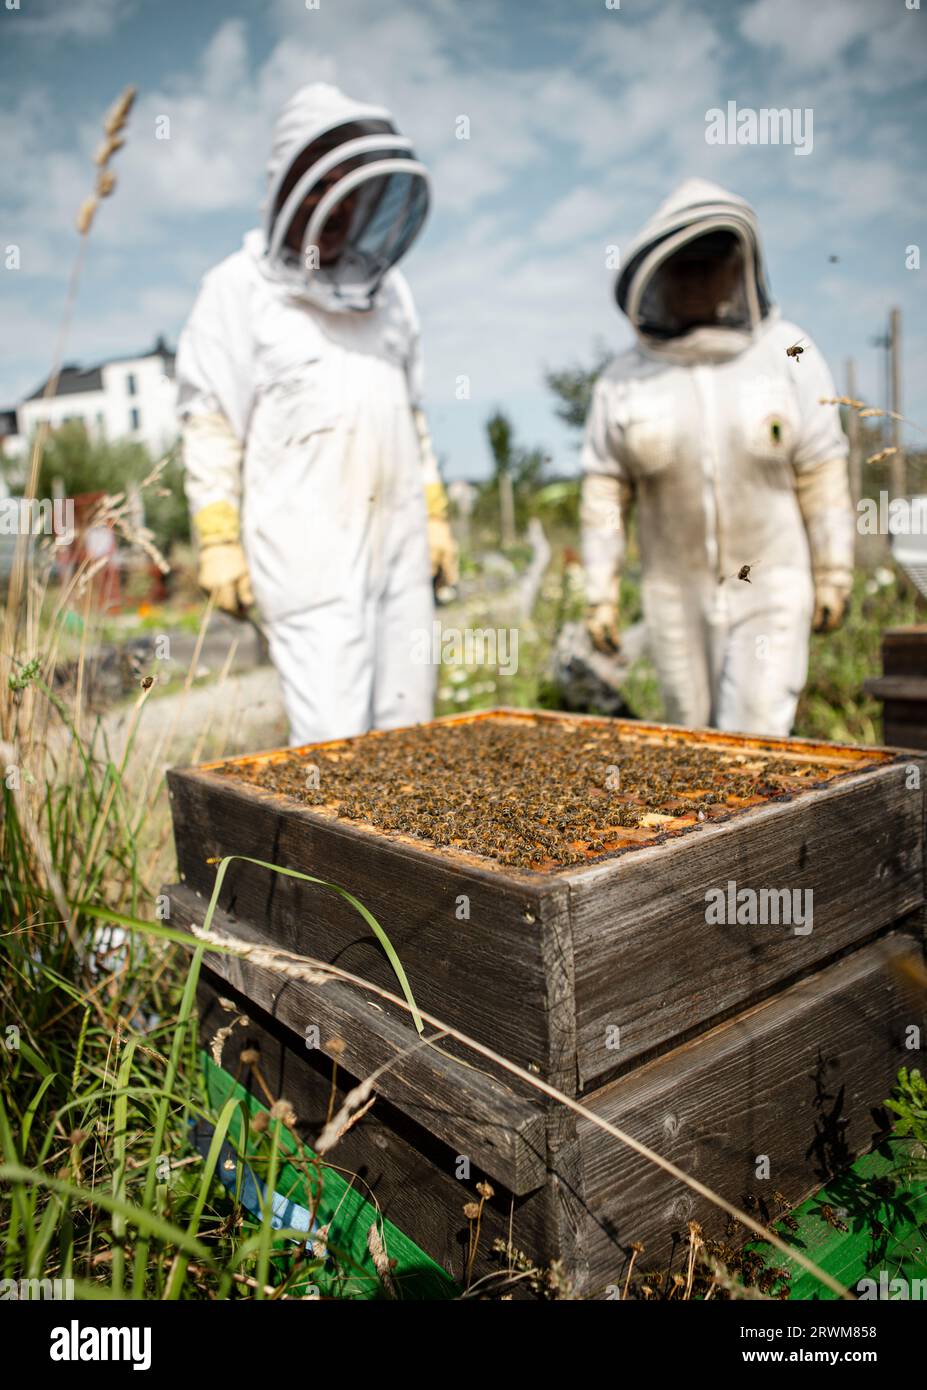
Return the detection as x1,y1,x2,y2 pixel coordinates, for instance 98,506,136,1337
581,178,853,736
176,84,457,745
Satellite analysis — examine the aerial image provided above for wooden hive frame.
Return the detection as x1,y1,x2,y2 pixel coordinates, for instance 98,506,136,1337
165,710,927,1292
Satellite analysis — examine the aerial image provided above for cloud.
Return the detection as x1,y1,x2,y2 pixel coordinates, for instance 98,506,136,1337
739,0,872,70
1,0,924,466
533,187,620,248
739,0,925,92
3,0,137,41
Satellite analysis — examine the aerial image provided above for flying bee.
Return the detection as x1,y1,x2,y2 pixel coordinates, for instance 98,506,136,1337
721,563,756,584
818,1204,849,1233
786,338,806,363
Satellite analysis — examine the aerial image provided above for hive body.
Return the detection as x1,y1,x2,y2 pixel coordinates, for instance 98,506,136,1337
166,710,927,1293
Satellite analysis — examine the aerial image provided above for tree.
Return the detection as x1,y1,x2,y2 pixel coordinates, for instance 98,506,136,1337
33,421,189,552
486,410,516,546
478,411,554,542
544,343,613,432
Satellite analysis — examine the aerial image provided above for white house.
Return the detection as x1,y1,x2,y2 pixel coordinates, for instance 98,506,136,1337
9,337,178,462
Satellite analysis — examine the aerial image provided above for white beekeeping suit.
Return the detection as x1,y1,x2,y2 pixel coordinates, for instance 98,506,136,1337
581,178,853,736
176,83,456,745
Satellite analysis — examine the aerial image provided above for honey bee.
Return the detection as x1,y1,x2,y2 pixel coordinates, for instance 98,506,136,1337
721,563,756,584
818,1204,848,1233
786,339,806,363
772,1191,799,1232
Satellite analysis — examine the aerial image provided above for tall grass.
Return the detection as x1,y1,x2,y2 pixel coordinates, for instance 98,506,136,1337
0,85,351,1301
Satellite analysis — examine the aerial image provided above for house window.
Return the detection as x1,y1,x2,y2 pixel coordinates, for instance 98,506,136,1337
127,373,137,396
129,407,141,431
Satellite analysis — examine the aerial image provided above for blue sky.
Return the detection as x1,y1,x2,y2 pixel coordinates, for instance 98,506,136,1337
1,0,925,479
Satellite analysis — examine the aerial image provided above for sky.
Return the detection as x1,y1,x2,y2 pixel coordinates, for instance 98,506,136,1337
1,0,925,479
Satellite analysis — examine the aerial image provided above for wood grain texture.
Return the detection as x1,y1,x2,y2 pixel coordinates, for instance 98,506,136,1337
172,884,548,1194
167,767,553,1078
197,976,560,1292
536,880,589,1288
576,932,927,1292
566,761,925,1087
168,720,924,1104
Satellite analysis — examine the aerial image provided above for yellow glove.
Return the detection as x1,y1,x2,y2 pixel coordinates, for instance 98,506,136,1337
812,580,850,633
192,501,254,616
586,601,621,655
425,482,459,587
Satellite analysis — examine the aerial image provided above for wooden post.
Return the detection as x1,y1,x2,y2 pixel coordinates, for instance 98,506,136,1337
889,307,905,499
499,468,516,550
846,357,861,506
846,358,863,564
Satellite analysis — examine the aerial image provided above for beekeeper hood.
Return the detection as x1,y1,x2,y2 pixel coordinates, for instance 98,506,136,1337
615,178,774,363
262,83,430,312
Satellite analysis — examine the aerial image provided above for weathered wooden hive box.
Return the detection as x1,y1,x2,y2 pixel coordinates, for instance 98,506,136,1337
165,710,927,1295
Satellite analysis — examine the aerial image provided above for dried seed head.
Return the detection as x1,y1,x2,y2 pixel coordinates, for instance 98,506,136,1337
96,170,117,198
462,1201,481,1220
311,1222,330,1259
76,196,97,235
104,85,137,137
251,1111,269,1133
326,1036,347,1056
269,1099,297,1127
366,1222,397,1299
239,1047,260,1065
476,1180,494,1200
94,135,124,166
